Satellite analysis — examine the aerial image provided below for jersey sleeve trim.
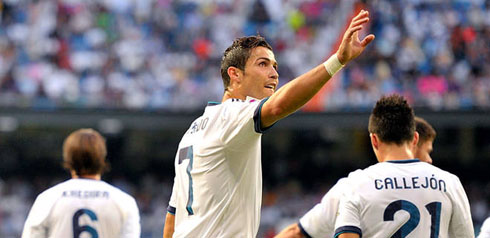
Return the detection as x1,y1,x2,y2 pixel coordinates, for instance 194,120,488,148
253,97,274,133
167,205,176,215
334,226,362,238
297,222,313,238
207,101,221,106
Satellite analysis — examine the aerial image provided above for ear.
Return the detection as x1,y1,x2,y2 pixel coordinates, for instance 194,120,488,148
70,170,78,178
370,133,379,150
412,131,419,148
227,66,242,85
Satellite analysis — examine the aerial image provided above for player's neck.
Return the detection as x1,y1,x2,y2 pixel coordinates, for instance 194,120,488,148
378,144,415,162
222,90,246,102
71,171,101,180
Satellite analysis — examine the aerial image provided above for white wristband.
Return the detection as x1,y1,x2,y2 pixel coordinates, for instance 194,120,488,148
323,53,344,76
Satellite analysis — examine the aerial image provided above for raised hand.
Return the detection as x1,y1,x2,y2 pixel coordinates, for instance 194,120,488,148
336,10,375,65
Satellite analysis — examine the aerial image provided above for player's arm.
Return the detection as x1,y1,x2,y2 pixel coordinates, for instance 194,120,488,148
260,10,375,128
274,223,305,238
163,212,175,238
338,233,360,238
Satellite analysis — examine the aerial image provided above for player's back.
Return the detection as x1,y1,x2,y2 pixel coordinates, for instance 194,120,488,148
335,159,474,238
22,178,140,238
169,98,265,238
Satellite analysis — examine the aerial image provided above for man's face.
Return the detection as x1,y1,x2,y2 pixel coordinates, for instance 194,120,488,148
239,46,279,99
415,140,434,164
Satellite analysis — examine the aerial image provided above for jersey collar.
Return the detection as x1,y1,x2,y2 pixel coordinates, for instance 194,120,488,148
386,159,420,164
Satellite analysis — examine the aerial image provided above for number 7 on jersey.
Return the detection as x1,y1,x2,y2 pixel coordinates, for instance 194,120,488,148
178,146,194,215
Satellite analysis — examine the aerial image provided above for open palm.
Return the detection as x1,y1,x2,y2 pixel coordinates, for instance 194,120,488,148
336,10,375,65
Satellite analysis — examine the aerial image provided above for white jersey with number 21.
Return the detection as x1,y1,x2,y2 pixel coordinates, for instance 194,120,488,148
334,160,474,238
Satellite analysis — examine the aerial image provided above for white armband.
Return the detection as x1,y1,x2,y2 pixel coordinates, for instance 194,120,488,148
323,53,344,76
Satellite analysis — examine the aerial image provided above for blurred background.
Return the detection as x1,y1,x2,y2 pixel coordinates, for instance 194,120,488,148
0,0,488,237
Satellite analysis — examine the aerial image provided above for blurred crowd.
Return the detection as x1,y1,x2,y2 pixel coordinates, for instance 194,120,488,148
0,175,488,238
331,0,490,111
0,0,488,111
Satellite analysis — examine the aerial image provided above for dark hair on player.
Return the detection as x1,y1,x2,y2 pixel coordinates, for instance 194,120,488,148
368,94,415,145
415,116,436,145
220,35,273,91
63,128,109,176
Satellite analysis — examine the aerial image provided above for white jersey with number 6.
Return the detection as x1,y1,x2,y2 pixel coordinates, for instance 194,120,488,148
168,97,269,238
334,159,474,238
22,178,140,238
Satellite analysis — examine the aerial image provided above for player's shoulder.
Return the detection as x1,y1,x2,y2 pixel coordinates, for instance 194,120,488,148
36,179,72,200
344,169,368,186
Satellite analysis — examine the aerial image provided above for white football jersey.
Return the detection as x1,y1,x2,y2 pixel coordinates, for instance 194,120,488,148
168,97,270,238
478,217,490,238
299,178,348,238
334,159,474,238
22,178,140,238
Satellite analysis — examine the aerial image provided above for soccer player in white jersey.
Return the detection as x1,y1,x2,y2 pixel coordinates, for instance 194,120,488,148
334,95,474,238
163,10,375,238
273,117,438,238
22,129,140,238
413,116,436,164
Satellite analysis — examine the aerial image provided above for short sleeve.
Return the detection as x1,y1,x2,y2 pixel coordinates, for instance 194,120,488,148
448,175,474,238
299,178,347,238
252,97,273,133
167,175,178,215
334,179,363,238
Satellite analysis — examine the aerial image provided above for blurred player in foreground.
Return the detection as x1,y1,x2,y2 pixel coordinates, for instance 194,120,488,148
22,129,140,238
334,95,473,238
164,9,375,238
274,116,439,238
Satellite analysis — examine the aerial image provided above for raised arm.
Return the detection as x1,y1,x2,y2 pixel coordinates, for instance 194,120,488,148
260,10,375,127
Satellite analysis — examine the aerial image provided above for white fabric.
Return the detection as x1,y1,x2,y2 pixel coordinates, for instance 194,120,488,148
478,217,490,238
299,178,348,238
323,53,344,76
22,178,140,238
169,97,266,238
334,160,474,238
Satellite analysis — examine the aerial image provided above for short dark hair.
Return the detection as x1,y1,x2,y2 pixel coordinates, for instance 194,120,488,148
220,35,273,90
62,128,108,176
368,95,415,145
415,116,436,145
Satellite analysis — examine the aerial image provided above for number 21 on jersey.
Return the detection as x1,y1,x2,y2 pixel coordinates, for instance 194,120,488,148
383,200,441,238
